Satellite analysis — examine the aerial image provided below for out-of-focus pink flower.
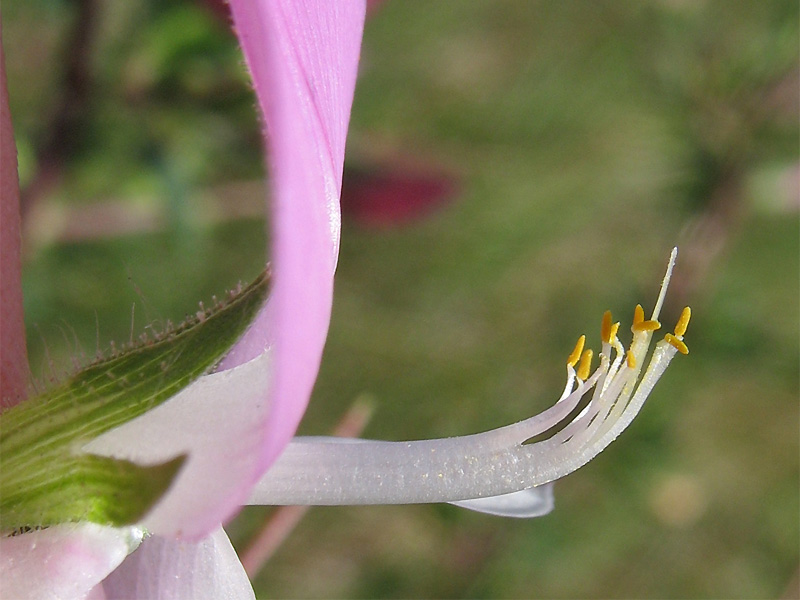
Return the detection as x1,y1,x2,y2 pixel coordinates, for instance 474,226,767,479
341,164,459,228
220,0,364,487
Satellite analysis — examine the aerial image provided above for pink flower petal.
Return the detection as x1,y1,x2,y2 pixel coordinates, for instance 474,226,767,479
1,32,29,409
1,9,364,582
0,524,142,600
91,0,365,538
221,1,365,490
101,528,254,600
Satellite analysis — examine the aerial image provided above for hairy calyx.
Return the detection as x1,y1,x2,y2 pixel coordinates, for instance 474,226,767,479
0,274,269,532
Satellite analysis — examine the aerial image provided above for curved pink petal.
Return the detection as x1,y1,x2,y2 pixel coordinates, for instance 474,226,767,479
0,524,142,600
0,26,29,409
101,528,254,600
92,0,366,539
71,0,364,541
220,2,364,495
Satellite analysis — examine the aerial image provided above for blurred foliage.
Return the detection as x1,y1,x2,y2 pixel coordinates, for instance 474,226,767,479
4,0,799,598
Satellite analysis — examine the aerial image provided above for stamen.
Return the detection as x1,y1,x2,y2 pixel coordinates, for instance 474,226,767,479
674,307,691,337
567,335,586,367
601,311,613,344
247,250,689,515
577,349,593,381
633,319,661,333
633,304,645,327
664,333,689,355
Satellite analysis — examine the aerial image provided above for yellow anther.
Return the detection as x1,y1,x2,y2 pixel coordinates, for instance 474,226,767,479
633,318,662,333
577,349,593,380
567,335,586,367
626,349,636,369
609,321,620,341
633,304,645,326
601,311,613,344
674,306,691,337
665,333,689,355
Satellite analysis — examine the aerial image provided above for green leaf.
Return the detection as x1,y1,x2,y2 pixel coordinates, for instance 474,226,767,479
0,272,269,532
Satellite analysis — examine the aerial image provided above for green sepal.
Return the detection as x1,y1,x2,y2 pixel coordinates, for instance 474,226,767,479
0,454,186,531
0,271,268,532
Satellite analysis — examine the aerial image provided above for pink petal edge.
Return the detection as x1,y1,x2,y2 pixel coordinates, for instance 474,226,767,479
219,0,365,505
93,0,366,539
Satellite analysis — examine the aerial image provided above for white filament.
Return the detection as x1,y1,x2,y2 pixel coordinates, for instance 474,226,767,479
652,247,677,321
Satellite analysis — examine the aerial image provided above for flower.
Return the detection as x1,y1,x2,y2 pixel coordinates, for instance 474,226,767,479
1,1,366,597
0,1,691,598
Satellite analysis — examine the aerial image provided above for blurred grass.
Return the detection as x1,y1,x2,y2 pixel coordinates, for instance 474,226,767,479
5,0,799,598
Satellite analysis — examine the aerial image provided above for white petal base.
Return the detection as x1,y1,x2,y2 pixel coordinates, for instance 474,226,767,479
101,528,254,600
0,523,142,600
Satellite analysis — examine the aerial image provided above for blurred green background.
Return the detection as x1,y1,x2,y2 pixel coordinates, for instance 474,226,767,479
4,0,798,597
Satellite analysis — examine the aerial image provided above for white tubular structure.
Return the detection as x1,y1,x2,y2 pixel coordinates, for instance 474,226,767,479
248,249,690,516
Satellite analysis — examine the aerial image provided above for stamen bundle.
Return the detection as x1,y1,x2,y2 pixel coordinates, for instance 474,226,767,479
248,250,690,516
